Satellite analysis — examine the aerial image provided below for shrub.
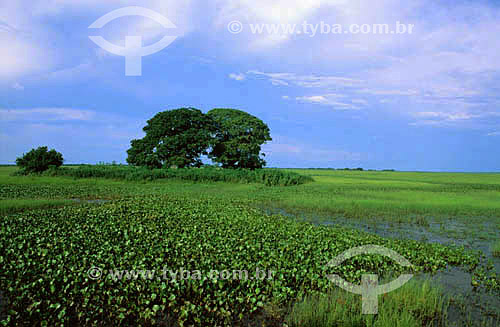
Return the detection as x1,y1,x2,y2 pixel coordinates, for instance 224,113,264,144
15,146,64,173
40,165,313,186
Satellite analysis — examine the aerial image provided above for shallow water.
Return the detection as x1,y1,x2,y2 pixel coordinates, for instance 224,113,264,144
71,198,109,204
262,206,500,326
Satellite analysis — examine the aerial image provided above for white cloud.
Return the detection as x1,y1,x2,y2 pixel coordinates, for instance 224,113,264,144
247,71,364,88
358,89,420,96
295,94,360,110
42,62,95,81
295,95,331,104
0,106,146,163
215,0,321,47
0,108,96,122
270,79,289,86
216,0,332,24
2,0,500,132
213,1,500,131
351,99,368,105
413,111,480,121
1,121,143,164
12,82,24,90
0,25,53,79
409,111,500,127
229,73,246,81
487,131,500,136
263,134,363,162
408,120,443,127
0,0,197,81
214,0,380,49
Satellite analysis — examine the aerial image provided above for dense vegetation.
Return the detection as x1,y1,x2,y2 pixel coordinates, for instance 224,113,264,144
15,146,63,173
0,167,498,326
127,108,272,170
15,165,313,186
268,169,500,221
0,194,479,325
207,108,272,169
286,279,448,327
126,108,214,169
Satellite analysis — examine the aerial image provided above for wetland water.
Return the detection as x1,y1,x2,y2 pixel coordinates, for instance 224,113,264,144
71,198,110,204
263,206,500,326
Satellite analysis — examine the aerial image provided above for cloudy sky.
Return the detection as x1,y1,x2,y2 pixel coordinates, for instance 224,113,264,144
1,0,500,171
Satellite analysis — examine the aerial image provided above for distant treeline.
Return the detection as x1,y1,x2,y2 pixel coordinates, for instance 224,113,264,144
292,168,396,172
15,165,313,186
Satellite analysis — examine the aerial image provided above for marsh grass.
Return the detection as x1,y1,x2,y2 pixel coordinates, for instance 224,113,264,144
286,279,447,327
4,167,500,224
0,167,498,325
277,170,500,222
14,165,313,186
491,240,500,257
257,170,500,243
3,167,499,242
415,216,430,228
0,199,74,216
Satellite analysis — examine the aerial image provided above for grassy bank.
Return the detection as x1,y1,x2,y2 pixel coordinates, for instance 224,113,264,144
286,279,448,327
0,167,498,325
0,195,478,325
14,165,313,186
0,198,75,216
265,170,500,223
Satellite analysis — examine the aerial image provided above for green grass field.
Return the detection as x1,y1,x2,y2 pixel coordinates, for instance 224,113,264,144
278,169,500,221
0,166,498,326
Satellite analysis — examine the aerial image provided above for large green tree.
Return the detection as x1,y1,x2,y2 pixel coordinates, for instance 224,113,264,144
207,108,272,169
16,146,64,173
127,108,213,168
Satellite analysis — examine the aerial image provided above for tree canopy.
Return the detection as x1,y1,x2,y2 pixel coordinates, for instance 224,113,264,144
207,108,272,169
126,108,214,168
126,107,271,169
16,146,64,173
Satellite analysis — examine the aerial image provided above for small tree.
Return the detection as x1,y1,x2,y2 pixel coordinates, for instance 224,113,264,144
207,108,272,169
16,146,64,173
127,108,214,168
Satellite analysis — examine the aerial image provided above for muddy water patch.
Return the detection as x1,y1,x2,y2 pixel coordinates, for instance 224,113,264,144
71,198,110,205
261,205,500,326
262,206,499,268
415,267,500,326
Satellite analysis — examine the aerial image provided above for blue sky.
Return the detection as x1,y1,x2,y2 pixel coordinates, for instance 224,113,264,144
1,0,500,171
